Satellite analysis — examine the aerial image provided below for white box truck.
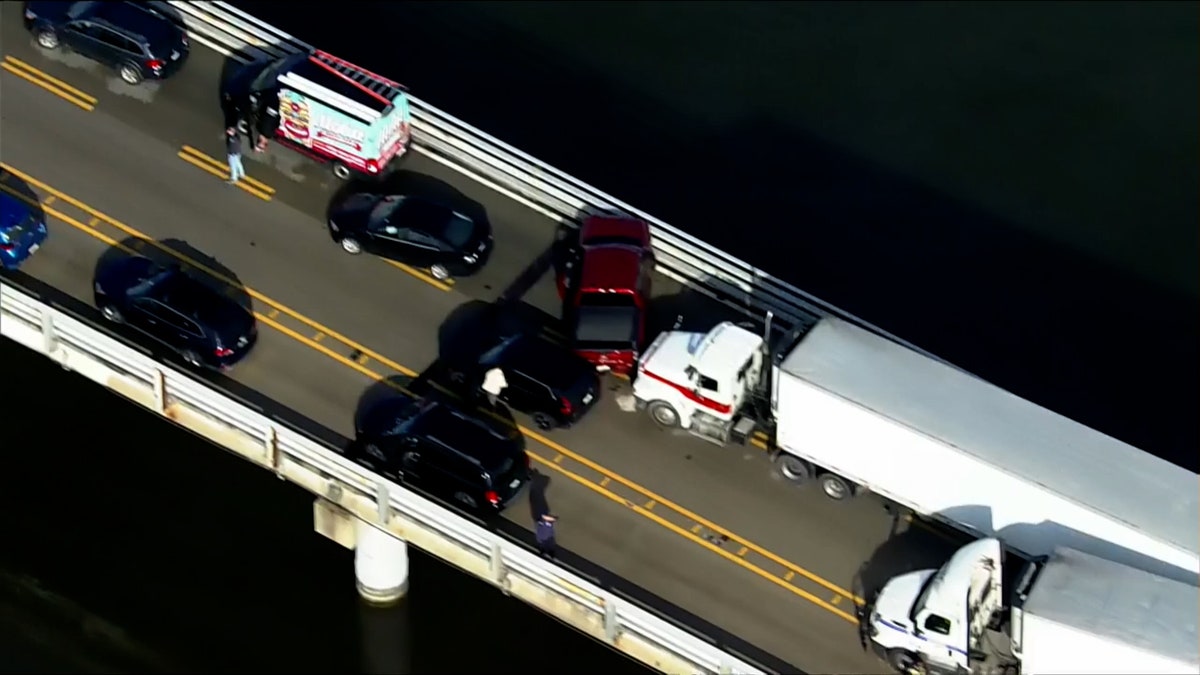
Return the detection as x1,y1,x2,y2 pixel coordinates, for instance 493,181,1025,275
867,537,1199,675
631,316,1198,581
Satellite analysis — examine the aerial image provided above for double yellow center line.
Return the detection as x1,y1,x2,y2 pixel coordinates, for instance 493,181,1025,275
177,145,275,201
1,56,96,112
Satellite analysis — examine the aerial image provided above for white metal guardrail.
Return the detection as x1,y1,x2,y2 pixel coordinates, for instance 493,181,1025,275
0,277,769,675
162,0,954,363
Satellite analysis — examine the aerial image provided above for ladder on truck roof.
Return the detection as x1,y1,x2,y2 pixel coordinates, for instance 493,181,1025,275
310,50,407,108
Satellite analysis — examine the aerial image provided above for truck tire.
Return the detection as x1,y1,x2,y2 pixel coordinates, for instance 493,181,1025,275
646,401,680,428
819,473,856,501
886,649,926,675
774,454,812,485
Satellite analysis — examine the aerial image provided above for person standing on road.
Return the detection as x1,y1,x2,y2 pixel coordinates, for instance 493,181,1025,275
535,513,558,560
225,127,246,185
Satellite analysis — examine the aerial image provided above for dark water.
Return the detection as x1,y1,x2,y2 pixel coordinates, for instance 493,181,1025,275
0,336,650,674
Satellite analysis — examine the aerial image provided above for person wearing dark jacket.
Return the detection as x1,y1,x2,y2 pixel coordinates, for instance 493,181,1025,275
535,513,558,560
225,127,246,184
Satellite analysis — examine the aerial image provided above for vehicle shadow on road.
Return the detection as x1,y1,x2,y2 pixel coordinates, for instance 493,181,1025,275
93,236,254,315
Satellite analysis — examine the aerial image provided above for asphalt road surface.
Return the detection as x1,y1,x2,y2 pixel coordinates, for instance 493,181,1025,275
0,12,960,674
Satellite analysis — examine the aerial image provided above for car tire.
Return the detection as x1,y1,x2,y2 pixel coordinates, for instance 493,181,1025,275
35,29,60,50
532,413,555,431
118,62,143,85
180,350,202,368
646,400,680,428
100,304,124,324
340,237,363,255
430,264,450,281
332,162,352,180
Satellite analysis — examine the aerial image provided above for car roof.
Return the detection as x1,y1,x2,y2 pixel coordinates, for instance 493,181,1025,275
494,335,591,389
390,197,456,234
415,404,516,471
155,273,247,328
92,2,174,44
579,246,643,292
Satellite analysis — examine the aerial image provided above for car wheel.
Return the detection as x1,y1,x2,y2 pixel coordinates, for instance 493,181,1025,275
340,237,363,255
429,264,450,281
181,350,202,368
454,492,477,510
118,63,143,85
646,400,680,428
35,29,59,50
100,304,124,324
332,162,352,180
532,413,555,431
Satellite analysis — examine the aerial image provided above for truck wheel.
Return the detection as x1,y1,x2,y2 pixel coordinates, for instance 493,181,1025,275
775,455,812,484
646,401,680,428
886,649,926,675
332,162,352,180
819,473,856,501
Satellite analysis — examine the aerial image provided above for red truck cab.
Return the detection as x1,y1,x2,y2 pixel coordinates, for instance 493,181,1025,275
557,216,654,375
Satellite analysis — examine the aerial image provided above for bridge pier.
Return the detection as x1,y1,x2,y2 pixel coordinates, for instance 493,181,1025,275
355,519,409,607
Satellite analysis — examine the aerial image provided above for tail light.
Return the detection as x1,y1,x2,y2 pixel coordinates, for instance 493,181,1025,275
365,159,380,174
214,347,234,358
147,59,164,72
559,396,573,417
484,490,501,507
0,244,13,252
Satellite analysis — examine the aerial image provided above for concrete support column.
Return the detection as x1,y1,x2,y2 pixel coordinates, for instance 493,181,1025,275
355,519,409,606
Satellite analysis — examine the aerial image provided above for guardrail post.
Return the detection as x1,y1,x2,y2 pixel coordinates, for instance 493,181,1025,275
264,426,281,477
40,310,57,355
152,368,166,414
375,481,391,524
489,542,508,593
604,594,619,643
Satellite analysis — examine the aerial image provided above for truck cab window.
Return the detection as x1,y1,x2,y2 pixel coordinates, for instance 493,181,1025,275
923,614,951,636
698,374,719,393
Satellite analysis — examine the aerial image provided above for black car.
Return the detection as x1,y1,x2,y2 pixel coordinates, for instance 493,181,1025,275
327,193,493,281
93,256,257,370
351,394,531,513
24,1,189,85
452,334,601,431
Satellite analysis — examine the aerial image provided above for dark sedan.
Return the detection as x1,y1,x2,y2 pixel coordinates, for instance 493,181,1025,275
327,193,493,281
24,1,190,85
93,256,257,370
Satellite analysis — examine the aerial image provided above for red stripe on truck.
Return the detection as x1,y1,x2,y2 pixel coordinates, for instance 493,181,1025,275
640,370,732,415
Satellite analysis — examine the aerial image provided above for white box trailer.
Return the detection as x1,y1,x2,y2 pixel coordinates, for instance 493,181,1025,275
869,537,1200,675
771,317,1199,582
632,316,1198,580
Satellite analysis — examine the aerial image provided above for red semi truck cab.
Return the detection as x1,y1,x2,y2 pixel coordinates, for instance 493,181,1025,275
557,216,655,375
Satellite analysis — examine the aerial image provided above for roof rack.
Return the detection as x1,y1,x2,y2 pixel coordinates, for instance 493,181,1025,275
310,50,407,107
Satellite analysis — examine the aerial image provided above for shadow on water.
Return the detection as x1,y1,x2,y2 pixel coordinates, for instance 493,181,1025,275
238,2,1199,464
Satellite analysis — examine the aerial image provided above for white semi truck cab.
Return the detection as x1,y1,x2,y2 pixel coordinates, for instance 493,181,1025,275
631,320,770,444
869,538,1199,675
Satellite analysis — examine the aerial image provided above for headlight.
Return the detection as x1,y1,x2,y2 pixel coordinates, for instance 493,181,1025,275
463,253,478,264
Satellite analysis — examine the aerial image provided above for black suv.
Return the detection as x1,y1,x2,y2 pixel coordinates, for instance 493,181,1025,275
328,193,493,282
451,334,601,431
24,1,189,85
94,256,257,370
351,394,531,513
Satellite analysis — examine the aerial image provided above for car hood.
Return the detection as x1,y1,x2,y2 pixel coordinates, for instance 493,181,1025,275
24,1,75,23
329,194,380,230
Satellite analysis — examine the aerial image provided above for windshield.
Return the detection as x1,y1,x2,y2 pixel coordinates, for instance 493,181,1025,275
370,196,404,223
575,293,639,349
441,214,475,248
